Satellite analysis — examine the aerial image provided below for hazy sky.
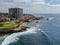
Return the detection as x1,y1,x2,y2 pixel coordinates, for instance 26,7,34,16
0,0,60,14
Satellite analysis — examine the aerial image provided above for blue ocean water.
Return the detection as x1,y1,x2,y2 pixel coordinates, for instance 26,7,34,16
0,14,60,45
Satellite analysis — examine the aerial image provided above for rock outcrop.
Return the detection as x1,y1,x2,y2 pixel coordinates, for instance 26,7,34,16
0,15,48,36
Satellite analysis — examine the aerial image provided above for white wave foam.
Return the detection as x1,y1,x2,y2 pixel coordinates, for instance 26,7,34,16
1,20,42,45
27,27,38,32
1,27,39,45
49,17,54,20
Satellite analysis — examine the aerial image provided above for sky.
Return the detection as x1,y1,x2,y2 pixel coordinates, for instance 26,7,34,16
0,0,60,14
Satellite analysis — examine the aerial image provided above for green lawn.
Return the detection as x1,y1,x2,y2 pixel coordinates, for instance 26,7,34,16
0,22,18,29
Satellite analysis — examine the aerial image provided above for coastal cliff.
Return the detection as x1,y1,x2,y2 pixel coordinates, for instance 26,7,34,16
0,15,48,36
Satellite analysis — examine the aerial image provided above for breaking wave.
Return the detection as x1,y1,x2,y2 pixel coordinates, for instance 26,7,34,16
1,18,53,45
48,17,54,20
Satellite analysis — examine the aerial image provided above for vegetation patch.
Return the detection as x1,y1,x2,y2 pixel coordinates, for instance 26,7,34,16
0,22,18,29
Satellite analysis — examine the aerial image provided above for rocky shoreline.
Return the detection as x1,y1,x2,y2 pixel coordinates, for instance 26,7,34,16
0,15,48,36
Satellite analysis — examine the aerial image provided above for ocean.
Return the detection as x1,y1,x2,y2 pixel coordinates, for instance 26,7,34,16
0,14,60,45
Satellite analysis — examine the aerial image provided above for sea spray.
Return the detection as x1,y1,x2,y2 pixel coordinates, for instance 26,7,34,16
0,35,8,44
1,20,51,45
1,27,38,45
1,27,51,45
